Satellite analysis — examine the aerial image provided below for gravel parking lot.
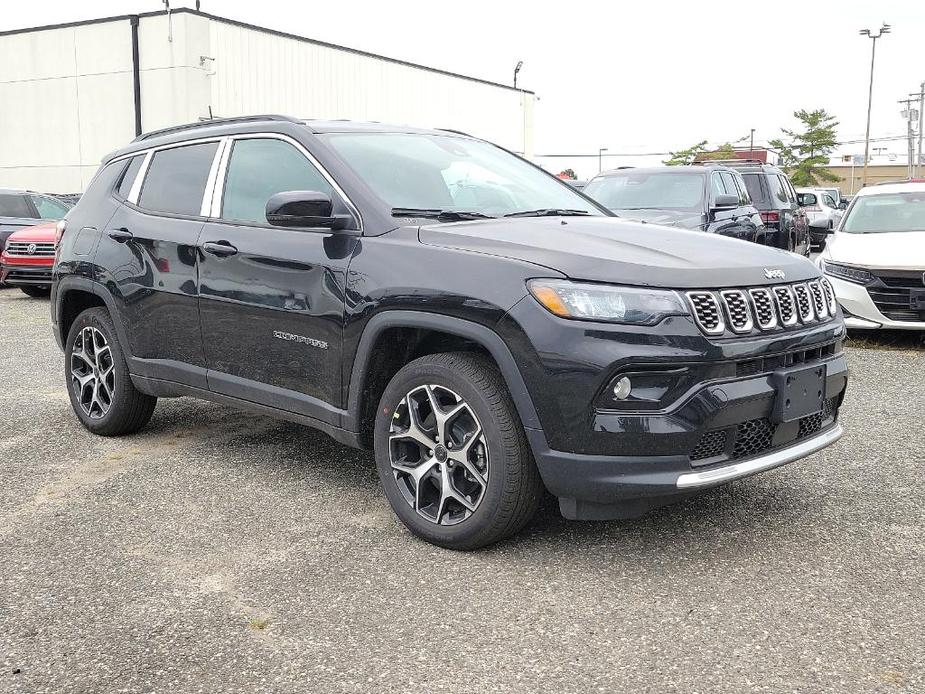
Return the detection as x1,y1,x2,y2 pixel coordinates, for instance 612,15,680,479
0,286,923,693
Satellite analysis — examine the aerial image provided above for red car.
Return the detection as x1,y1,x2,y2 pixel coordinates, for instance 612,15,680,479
0,221,57,297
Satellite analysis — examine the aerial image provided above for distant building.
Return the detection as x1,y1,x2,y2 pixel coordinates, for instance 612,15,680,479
0,8,535,192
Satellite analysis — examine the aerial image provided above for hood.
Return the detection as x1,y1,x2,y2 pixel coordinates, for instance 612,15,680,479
826,230,925,269
612,208,706,230
419,216,818,289
7,221,57,243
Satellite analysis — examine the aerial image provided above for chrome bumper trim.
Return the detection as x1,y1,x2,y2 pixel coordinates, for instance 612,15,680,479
676,424,844,489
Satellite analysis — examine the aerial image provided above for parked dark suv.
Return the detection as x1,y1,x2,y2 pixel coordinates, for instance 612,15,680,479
52,116,848,549
719,161,811,255
583,165,766,244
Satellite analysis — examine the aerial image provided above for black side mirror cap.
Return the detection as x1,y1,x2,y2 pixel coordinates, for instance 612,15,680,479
712,193,738,209
265,190,351,230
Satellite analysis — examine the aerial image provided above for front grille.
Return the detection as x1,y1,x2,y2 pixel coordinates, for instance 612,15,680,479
733,341,838,378
793,284,814,322
773,285,798,326
688,397,840,467
686,280,835,337
690,430,727,461
4,269,52,283
5,241,55,257
749,288,777,329
687,292,725,334
720,290,753,333
733,418,775,458
866,269,925,322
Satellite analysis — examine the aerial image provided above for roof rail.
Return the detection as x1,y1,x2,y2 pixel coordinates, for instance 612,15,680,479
436,127,475,137
692,158,768,166
132,114,303,142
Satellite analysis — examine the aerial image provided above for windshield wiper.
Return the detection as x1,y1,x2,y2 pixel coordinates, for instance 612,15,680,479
391,207,496,222
504,208,591,218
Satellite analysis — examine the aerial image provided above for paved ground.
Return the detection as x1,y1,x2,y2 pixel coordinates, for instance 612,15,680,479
0,286,922,693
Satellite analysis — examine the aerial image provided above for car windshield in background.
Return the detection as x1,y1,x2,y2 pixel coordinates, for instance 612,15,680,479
322,133,602,218
841,192,925,234
584,173,704,212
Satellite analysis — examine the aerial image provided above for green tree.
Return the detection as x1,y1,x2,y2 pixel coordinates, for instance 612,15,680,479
769,109,839,186
664,140,709,166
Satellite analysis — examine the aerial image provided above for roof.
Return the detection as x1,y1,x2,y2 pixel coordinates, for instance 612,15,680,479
595,166,715,177
0,8,532,96
0,188,32,195
856,180,925,197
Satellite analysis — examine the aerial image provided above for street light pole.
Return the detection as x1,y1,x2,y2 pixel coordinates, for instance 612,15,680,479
917,81,924,177
598,147,608,173
859,24,891,187
513,61,523,90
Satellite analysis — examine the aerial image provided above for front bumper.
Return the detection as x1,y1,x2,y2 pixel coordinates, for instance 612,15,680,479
0,262,54,286
828,274,925,331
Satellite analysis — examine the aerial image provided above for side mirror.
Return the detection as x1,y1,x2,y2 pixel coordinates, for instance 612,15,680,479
712,193,738,209
809,218,830,230
265,190,350,230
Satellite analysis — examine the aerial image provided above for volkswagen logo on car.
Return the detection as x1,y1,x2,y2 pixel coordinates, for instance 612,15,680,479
26,243,37,255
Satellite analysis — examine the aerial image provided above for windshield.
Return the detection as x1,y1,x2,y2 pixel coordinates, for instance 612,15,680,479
841,192,925,234
321,133,602,217
584,172,704,211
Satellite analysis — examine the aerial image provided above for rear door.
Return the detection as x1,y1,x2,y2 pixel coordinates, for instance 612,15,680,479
197,134,360,416
99,140,221,387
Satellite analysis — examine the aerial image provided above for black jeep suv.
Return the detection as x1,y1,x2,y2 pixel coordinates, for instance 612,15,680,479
52,116,848,549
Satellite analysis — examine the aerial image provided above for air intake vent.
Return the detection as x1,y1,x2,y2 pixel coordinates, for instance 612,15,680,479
821,278,838,315
686,292,725,335
720,290,753,333
772,285,798,327
748,288,777,329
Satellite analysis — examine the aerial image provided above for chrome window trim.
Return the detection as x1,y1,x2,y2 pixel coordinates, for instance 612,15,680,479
201,138,230,217
124,136,225,209
213,132,363,231
127,150,152,204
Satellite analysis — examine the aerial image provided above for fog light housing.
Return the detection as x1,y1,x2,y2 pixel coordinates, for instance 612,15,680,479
612,376,632,400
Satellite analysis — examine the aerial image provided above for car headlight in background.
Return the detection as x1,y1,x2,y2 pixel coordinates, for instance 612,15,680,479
527,279,688,325
820,259,874,285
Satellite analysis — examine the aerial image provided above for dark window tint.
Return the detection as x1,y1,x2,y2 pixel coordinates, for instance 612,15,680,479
117,155,145,199
0,193,35,219
769,174,788,204
742,174,768,204
222,138,333,224
30,195,70,219
138,142,218,216
720,173,740,200
777,175,795,203
711,174,725,197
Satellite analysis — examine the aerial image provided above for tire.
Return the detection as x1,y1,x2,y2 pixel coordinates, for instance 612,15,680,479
20,285,50,298
374,352,543,550
64,307,157,436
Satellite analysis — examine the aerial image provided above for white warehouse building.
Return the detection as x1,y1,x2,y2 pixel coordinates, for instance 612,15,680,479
0,8,535,193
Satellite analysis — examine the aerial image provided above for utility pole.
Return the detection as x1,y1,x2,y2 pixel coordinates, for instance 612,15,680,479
749,128,755,154
916,82,925,177
900,98,916,179
598,147,608,173
859,24,891,187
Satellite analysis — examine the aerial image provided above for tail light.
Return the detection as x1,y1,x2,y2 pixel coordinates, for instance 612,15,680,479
55,219,67,249
760,211,780,225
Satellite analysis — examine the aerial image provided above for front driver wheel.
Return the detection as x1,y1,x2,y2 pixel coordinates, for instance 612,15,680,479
65,307,157,436
374,352,543,550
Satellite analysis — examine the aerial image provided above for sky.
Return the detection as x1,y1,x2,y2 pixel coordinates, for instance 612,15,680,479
5,0,924,175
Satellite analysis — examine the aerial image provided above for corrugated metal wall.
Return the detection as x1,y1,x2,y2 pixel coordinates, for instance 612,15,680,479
205,20,534,157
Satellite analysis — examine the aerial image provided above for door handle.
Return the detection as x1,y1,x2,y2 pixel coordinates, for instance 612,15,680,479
202,241,238,257
108,227,133,242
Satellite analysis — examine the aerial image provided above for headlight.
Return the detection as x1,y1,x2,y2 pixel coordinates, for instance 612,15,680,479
527,279,688,325
820,259,874,285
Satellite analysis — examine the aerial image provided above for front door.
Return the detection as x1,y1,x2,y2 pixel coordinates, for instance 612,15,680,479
709,171,758,243
198,136,360,417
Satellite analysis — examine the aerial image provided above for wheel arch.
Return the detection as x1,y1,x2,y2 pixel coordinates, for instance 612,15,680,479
345,311,542,449
55,277,131,355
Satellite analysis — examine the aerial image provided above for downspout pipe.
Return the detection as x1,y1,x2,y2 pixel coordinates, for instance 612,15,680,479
130,16,142,136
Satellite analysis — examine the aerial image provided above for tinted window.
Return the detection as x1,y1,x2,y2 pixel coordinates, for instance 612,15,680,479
742,174,768,204
117,155,145,199
222,138,334,224
777,175,795,203
138,142,218,216
710,174,725,197
584,172,704,211
768,175,788,204
31,195,70,219
720,173,740,201
0,193,35,218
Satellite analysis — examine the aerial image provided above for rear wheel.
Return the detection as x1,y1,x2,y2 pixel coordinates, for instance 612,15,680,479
20,285,50,298
374,352,543,550
65,308,157,436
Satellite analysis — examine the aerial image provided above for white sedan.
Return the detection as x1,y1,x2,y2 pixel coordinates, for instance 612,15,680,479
817,180,925,330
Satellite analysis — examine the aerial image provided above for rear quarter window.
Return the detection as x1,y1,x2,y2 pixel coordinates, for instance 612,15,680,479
138,142,219,216
742,174,768,204
0,194,35,219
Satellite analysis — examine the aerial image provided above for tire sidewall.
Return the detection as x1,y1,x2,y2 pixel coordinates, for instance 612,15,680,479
374,357,518,548
64,308,128,433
